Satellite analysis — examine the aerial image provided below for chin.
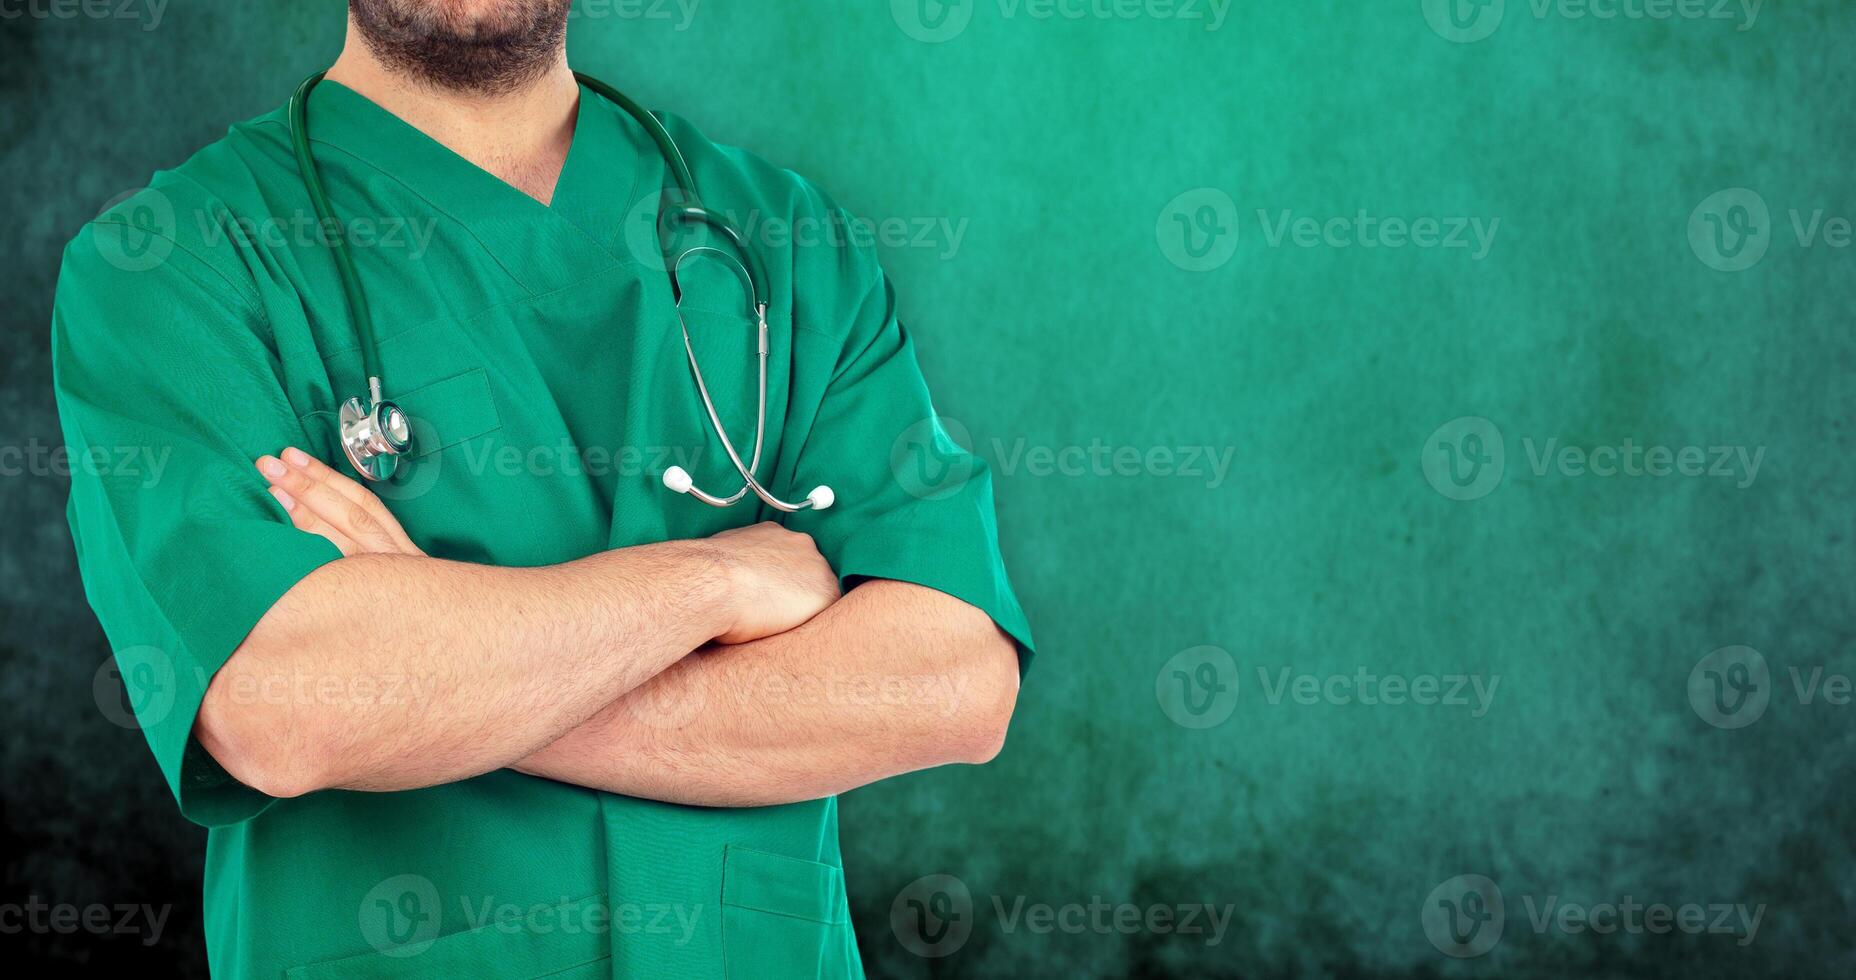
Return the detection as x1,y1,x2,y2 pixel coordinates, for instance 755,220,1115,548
351,0,573,92
362,0,567,39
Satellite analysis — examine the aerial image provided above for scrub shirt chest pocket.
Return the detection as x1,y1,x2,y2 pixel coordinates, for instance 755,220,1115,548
296,360,504,546
298,367,501,465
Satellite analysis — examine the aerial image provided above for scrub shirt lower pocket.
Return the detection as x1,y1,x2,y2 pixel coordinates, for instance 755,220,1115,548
719,845,861,980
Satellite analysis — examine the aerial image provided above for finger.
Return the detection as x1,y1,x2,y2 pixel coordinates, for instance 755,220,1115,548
279,448,421,555
261,452,406,555
264,481,359,556
279,447,378,510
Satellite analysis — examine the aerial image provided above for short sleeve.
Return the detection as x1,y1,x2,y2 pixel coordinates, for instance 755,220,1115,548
780,192,1035,666
53,217,341,826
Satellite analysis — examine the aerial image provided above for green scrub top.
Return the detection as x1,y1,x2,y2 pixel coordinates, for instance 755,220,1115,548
51,78,1033,980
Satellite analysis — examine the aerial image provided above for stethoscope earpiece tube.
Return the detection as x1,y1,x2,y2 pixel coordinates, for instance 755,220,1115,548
292,70,838,509
666,247,832,513
292,73,407,482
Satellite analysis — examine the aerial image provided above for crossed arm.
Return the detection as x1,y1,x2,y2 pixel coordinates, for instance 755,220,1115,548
195,449,1020,806
516,579,1016,807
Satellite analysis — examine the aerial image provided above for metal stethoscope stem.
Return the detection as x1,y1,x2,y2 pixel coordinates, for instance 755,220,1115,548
659,248,834,514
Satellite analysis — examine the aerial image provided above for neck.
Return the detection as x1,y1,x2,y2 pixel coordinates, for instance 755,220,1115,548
324,19,580,206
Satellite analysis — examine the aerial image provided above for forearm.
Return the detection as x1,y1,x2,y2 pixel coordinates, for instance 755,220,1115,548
514,581,1021,807
198,541,731,797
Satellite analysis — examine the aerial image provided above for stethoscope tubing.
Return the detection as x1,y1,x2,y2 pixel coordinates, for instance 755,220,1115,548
290,69,831,510
290,71,386,401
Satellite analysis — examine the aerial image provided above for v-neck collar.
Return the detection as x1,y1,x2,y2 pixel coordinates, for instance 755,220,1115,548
303,78,648,291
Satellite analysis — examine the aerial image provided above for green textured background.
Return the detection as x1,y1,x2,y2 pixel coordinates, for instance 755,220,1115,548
4,0,1853,976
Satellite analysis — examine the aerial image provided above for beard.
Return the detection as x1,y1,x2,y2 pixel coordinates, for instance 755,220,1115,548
348,0,574,94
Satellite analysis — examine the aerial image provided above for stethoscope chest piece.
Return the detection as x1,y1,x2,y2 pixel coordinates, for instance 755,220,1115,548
340,396,411,482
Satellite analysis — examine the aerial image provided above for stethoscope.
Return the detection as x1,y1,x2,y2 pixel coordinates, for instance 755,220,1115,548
288,71,834,513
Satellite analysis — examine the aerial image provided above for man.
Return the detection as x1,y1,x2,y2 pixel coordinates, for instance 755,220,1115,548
51,2,1032,976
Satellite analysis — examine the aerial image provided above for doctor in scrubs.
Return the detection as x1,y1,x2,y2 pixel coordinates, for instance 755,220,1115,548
51,1,1032,976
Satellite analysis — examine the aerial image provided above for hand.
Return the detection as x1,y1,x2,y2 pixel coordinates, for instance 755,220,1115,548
710,522,841,644
256,448,425,557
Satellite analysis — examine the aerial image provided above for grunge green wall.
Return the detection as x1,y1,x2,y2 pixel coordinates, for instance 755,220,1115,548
4,1,1853,976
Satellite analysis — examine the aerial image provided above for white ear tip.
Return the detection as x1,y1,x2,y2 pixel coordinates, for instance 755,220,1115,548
663,466,693,494
807,485,835,510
